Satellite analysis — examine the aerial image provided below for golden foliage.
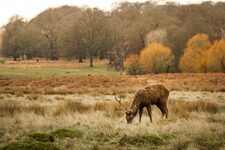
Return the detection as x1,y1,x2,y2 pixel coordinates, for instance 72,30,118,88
125,54,145,75
179,34,211,72
125,54,139,67
139,42,174,73
204,39,225,72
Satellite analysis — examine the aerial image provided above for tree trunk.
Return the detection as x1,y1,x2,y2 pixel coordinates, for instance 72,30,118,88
78,51,83,63
221,59,225,72
22,54,24,60
99,49,104,60
50,41,58,60
79,57,83,63
90,55,93,67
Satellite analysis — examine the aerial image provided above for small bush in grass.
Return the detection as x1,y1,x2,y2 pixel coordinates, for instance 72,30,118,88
51,128,83,139
125,54,146,75
28,132,55,142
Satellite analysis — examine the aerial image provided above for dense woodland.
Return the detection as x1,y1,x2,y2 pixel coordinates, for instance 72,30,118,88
0,1,225,72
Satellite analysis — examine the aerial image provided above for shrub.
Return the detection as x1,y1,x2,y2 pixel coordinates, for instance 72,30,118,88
28,132,55,142
204,39,225,72
179,33,211,72
51,128,83,139
140,42,175,73
125,54,145,75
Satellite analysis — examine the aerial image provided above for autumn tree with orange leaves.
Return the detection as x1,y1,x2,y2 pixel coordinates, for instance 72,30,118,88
125,54,145,75
179,34,211,72
140,42,175,73
204,39,225,72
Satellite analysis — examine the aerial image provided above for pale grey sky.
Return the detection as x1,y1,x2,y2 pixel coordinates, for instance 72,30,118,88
0,0,223,27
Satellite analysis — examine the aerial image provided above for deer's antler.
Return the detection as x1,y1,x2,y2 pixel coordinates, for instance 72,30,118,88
114,95,127,111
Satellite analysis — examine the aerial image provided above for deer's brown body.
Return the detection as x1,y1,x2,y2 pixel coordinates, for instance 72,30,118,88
125,84,169,123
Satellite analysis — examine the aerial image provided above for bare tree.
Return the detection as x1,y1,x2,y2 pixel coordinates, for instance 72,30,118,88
78,8,107,67
1,15,25,61
109,42,129,75
41,9,59,60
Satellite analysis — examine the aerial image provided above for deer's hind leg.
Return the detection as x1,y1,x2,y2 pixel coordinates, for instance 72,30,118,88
156,101,168,119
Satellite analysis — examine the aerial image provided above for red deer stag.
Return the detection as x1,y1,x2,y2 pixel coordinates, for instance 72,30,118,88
115,84,169,124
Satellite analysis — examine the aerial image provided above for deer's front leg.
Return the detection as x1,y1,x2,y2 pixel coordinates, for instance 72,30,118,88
139,107,143,123
147,105,153,123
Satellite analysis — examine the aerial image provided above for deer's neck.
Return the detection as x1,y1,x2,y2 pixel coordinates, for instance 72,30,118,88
130,99,140,116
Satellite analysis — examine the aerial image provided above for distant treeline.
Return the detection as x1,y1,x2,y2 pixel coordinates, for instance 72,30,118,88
0,1,225,71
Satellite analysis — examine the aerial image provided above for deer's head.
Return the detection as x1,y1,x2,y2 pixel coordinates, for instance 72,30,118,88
114,95,134,124
125,109,135,124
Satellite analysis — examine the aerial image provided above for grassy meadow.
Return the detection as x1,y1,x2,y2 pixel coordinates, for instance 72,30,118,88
0,60,118,79
0,60,225,150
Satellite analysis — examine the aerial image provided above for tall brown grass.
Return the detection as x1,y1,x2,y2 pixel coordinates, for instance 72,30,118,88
0,100,20,116
0,92,224,150
50,98,219,120
1,73,225,96
0,101,46,117
53,100,91,116
169,100,218,118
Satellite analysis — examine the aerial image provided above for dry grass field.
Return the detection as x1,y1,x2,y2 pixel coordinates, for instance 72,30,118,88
0,60,225,150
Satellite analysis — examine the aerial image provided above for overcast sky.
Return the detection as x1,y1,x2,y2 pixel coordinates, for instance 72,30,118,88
0,0,223,27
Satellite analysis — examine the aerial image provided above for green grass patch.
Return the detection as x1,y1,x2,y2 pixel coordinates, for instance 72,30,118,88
217,106,225,113
1,129,83,150
159,133,176,140
194,133,225,150
0,65,118,79
51,128,83,139
28,132,55,143
119,134,164,146
1,142,60,150
173,139,200,150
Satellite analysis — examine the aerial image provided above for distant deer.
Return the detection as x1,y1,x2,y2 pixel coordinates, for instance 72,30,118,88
115,84,169,124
